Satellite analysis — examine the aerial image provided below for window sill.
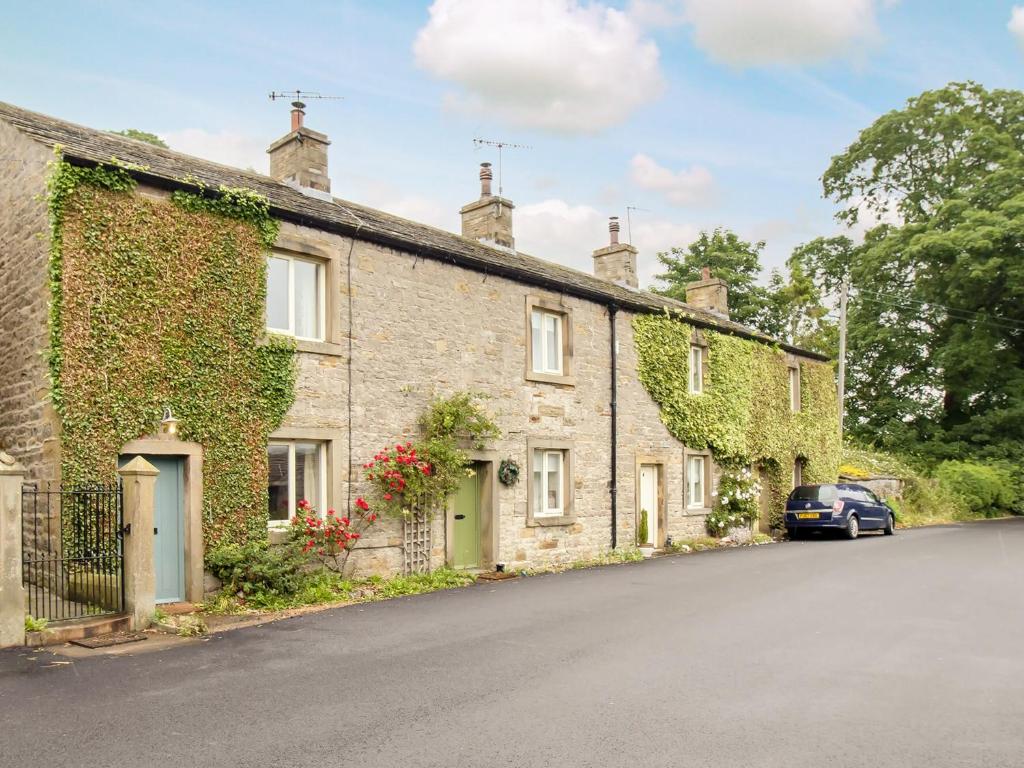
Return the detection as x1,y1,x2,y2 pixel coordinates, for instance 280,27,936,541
260,335,345,357
683,507,711,517
268,526,291,545
525,371,576,387
527,514,577,527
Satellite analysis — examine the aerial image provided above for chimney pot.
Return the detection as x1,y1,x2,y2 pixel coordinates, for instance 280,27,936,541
290,100,306,132
480,162,493,197
609,216,620,245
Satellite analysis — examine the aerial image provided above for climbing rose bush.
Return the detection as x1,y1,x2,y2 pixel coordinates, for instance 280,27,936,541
363,441,434,519
290,499,377,574
706,466,762,536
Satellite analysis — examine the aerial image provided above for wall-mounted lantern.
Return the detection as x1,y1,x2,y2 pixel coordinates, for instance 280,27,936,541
160,406,179,437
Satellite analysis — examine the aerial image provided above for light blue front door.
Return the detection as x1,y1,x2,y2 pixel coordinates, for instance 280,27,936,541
119,455,185,603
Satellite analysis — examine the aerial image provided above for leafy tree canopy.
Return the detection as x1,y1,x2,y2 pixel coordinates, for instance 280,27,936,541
802,81,1024,462
110,128,168,148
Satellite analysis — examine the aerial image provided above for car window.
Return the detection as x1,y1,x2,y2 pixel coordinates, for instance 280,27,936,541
865,489,881,504
790,485,836,503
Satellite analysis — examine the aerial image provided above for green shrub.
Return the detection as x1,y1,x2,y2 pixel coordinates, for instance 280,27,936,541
933,461,1018,517
205,542,306,598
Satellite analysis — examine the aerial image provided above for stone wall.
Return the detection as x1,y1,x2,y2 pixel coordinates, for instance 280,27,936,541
0,121,60,484
341,235,721,575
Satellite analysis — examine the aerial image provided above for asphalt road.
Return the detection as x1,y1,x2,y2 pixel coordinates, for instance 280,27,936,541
2,519,1022,768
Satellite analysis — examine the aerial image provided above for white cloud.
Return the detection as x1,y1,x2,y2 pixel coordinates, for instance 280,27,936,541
413,0,665,134
1010,6,1024,50
515,198,697,287
162,128,268,173
634,0,889,67
630,153,714,206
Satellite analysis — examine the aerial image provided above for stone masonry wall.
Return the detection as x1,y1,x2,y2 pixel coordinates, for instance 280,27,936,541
0,120,60,485
340,235,720,576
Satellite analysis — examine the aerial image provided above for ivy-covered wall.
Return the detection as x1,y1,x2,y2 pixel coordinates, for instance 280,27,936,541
48,161,296,547
633,313,840,524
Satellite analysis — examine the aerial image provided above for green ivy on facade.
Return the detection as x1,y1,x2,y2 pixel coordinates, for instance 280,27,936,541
633,314,840,527
47,158,296,548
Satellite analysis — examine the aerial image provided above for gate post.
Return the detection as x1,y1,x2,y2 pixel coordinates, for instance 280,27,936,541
118,457,159,630
0,452,27,647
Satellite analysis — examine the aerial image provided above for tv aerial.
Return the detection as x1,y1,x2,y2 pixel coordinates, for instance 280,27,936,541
473,137,532,196
268,90,343,109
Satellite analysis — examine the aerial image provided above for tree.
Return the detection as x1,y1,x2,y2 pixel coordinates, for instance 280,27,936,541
110,129,168,148
652,228,781,335
808,82,1024,460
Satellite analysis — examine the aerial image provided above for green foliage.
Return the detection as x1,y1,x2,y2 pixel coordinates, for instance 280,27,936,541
705,466,761,536
110,129,168,148
933,461,1018,517
802,82,1024,461
633,313,840,528
636,509,649,546
365,392,499,520
205,542,307,598
652,228,781,335
24,615,48,633
47,160,295,547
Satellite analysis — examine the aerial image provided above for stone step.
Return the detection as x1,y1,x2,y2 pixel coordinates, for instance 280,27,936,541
26,614,131,647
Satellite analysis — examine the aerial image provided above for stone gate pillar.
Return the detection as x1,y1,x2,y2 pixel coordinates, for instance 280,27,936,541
118,457,158,630
0,452,28,647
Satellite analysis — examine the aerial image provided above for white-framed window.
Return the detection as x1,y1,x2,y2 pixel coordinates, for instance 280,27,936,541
789,366,800,412
267,441,326,526
689,345,704,394
687,455,706,509
531,309,564,375
266,253,325,341
532,449,565,517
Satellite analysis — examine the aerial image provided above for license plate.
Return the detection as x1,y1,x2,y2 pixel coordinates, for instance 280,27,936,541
797,512,820,519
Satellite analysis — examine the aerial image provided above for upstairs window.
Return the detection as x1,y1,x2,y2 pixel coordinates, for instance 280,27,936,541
689,345,704,394
789,365,801,412
531,309,563,375
266,253,325,341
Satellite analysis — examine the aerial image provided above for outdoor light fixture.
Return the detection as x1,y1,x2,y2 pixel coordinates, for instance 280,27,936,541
160,406,178,437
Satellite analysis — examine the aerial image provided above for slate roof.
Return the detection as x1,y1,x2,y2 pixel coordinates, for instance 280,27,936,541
0,101,827,360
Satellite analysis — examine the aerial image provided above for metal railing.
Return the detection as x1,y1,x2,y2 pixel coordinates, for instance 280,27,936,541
21,482,125,622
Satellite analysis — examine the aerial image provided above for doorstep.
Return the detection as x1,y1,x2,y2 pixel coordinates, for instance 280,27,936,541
25,614,131,647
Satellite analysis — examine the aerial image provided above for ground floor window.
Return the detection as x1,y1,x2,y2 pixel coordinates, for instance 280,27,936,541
532,449,565,517
793,457,804,489
268,441,325,525
687,455,706,509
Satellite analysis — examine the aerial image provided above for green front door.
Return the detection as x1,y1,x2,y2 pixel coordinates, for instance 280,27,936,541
119,454,185,603
452,466,481,569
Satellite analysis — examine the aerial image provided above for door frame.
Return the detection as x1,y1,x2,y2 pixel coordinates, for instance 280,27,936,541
634,454,667,549
120,437,204,603
446,451,498,570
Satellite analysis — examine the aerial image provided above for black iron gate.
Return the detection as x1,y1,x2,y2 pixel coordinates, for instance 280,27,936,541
21,482,125,622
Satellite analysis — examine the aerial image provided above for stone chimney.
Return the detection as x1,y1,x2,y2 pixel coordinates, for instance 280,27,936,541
592,216,638,288
460,163,515,251
267,100,331,193
685,266,729,317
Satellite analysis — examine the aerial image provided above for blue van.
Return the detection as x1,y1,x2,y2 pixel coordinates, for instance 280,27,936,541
785,484,896,540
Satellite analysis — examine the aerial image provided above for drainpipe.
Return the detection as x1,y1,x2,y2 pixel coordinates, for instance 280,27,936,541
609,304,618,549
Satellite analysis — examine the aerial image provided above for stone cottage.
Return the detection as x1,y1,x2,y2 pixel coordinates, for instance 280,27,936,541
0,101,837,603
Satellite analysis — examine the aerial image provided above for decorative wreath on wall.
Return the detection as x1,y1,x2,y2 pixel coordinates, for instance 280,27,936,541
498,458,521,487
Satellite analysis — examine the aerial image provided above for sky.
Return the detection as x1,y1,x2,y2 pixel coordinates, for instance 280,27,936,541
3,1,1023,287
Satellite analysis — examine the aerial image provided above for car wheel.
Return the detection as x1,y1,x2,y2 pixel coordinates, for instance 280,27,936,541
884,513,895,536
845,515,860,540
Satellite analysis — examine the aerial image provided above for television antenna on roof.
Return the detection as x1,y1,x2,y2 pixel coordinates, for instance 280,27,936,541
625,205,651,245
268,90,343,105
473,137,532,196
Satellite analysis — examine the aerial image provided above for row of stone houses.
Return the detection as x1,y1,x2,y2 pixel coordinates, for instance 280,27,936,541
0,101,835,607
